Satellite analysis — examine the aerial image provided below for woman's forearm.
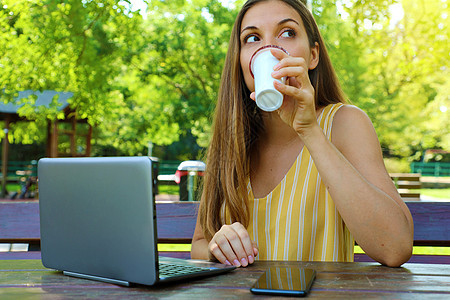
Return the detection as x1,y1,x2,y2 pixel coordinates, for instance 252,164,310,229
300,124,413,266
191,238,210,260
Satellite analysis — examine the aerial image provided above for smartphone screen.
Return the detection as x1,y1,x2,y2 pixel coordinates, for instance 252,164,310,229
250,267,316,297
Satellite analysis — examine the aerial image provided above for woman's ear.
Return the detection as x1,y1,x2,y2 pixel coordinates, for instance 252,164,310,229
309,42,319,70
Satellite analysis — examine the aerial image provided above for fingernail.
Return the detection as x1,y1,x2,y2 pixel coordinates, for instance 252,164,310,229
224,260,231,266
272,71,280,77
241,257,248,267
233,259,241,267
253,248,258,256
248,255,254,264
273,63,280,71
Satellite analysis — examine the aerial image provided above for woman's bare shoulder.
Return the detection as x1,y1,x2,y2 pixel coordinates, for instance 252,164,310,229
331,104,380,150
334,104,371,123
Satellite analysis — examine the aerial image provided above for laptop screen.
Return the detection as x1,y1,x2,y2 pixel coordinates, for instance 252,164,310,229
38,157,159,286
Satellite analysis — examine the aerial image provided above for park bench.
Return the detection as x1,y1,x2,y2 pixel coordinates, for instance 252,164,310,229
0,201,197,259
0,160,38,181
390,173,421,201
0,160,38,198
1,201,448,263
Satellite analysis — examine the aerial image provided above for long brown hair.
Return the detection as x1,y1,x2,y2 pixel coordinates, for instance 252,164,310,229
199,0,346,241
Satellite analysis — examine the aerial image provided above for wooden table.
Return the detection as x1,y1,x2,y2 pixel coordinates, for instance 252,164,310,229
1,256,449,298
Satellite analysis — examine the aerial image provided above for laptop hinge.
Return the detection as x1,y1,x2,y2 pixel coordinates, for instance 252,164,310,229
63,271,131,287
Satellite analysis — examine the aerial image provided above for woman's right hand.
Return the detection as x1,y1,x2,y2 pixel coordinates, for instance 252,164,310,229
208,222,258,267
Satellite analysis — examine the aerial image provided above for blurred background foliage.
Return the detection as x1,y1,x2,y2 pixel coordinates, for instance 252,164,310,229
0,0,448,167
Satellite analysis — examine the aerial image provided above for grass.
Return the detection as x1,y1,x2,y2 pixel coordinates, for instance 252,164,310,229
354,246,450,255
5,184,21,193
160,244,450,256
158,244,191,252
158,185,450,199
420,188,450,199
158,185,178,195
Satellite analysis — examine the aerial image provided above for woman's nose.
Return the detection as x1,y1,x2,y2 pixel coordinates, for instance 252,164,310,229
264,37,277,47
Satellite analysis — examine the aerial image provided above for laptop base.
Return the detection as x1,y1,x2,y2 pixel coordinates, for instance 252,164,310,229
63,271,131,287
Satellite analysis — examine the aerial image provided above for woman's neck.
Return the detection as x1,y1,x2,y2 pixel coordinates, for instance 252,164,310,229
258,106,325,146
259,112,299,146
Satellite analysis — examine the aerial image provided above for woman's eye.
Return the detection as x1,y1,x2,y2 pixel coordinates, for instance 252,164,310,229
280,29,296,38
244,35,260,43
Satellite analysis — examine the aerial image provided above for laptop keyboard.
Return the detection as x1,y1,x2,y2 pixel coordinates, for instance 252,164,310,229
158,262,211,278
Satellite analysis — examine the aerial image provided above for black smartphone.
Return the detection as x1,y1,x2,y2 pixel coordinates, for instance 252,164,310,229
250,267,316,297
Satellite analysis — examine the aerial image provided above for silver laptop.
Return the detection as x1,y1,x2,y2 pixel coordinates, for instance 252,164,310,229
38,156,234,286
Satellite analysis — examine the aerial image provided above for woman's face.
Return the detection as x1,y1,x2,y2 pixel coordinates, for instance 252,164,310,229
239,0,318,92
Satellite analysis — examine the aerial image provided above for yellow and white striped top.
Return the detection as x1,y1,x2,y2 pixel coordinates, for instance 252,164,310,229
223,103,354,262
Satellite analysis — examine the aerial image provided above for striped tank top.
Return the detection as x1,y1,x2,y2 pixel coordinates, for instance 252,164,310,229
223,103,354,262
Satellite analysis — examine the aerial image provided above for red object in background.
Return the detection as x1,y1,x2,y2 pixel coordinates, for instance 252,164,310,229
174,170,187,184
175,170,204,184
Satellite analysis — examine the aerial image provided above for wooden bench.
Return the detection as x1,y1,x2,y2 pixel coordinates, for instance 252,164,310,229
0,201,197,259
1,201,448,263
390,173,422,201
0,160,38,181
0,160,38,198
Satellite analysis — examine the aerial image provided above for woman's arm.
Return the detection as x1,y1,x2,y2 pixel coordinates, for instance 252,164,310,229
302,105,413,266
191,217,211,260
271,48,413,267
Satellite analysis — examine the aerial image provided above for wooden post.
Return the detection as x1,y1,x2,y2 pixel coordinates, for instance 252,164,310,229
48,120,58,158
86,124,92,157
1,117,10,198
70,116,76,156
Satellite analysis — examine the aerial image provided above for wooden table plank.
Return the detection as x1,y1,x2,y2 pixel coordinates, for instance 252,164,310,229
1,260,449,298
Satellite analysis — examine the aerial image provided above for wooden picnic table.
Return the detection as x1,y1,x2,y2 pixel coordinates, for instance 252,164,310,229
0,258,449,298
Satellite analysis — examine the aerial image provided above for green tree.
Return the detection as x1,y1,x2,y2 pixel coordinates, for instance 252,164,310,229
310,0,366,105
1,0,447,161
0,0,143,146
121,0,241,149
0,0,243,157
341,0,449,158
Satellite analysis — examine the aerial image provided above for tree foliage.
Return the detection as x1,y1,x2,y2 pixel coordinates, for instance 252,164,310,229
339,0,449,158
1,0,143,147
0,0,448,160
121,0,240,149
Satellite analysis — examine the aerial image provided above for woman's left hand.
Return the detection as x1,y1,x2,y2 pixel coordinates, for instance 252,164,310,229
251,48,318,136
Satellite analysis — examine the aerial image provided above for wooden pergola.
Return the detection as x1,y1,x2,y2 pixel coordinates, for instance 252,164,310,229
0,90,92,197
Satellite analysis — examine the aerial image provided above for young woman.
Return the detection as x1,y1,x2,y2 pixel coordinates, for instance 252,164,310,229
191,0,413,268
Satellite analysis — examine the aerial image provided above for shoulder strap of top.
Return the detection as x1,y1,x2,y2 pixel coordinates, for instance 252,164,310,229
322,103,344,139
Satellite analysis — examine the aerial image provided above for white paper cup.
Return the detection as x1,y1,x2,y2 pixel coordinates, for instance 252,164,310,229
250,45,288,112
